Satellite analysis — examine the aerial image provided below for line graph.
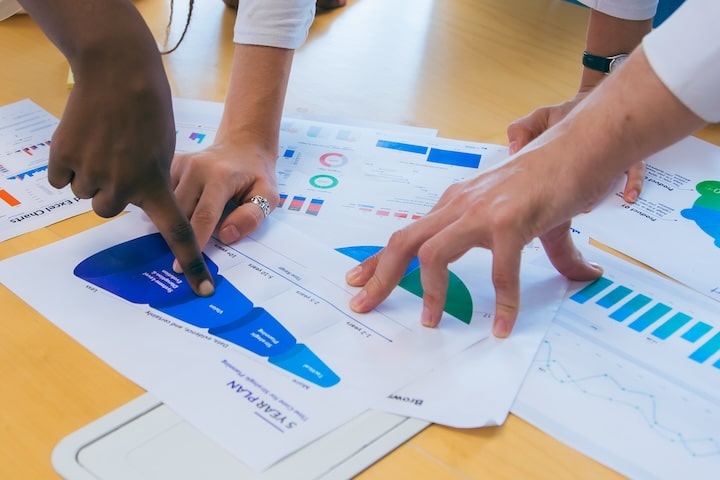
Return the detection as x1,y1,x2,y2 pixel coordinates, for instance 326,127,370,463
514,318,720,480
533,335,720,458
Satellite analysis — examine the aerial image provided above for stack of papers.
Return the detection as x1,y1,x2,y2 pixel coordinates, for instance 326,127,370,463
1,98,719,478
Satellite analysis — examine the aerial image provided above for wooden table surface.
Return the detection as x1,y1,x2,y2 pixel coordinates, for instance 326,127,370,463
1,0,718,478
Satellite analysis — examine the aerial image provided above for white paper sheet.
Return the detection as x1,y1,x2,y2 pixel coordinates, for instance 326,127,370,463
574,136,720,303
513,244,720,480
0,212,497,471
174,98,565,427
0,99,91,240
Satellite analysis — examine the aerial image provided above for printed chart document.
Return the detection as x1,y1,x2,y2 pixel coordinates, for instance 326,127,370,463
513,245,720,480
574,136,720,303
0,99,90,240
174,98,565,427
0,212,502,471
279,213,565,428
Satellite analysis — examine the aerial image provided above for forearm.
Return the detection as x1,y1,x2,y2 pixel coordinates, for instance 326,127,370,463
580,9,653,90
17,0,163,84
563,46,705,200
217,44,294,156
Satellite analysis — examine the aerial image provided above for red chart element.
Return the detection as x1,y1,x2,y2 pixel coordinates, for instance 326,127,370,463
0,189,20,206
319,152,348,168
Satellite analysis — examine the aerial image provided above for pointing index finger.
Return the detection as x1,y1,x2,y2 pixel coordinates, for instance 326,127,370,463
140,190,215,297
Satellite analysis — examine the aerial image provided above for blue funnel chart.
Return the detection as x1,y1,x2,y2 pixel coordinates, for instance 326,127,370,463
74,233,339,387
336,245,473,324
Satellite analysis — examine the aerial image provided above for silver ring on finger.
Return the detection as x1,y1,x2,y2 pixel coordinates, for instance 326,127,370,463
246,195,271,218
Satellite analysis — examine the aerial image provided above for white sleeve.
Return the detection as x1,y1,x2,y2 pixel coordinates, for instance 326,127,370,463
574,0,658,20
0,0,22,21
642,0,720,122
233,0,316,49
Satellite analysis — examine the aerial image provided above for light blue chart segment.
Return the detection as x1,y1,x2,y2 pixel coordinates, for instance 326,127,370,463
596,286,633,309
682,322,713,343
609,294,652,322
689,332,720,364
629,303,672,332
569,277,614,304
652,312,693,340
269,344,341,388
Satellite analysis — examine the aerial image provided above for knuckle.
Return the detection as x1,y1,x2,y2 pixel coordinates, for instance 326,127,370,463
417,240,441,266
190,206,217,228
385,228,412,251
183,256,208,277
168,220,196,244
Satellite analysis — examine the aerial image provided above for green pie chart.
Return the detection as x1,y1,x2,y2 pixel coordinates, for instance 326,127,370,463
336,245,473,324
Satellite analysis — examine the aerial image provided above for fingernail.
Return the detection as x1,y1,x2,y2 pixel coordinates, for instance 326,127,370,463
198,279,214,297
493,319,509,338
589,261,604,274
421,306,437,327
220,225,240,244
626,189,639,202
346,264,362,283
508,141,518,155
349,289,366,312
172,259,183,273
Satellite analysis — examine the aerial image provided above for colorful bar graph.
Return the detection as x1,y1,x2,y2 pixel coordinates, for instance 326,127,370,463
629,303,672,332
609,294,652,322
288,196,306,211
570,277,613,304
278,193,287,209
0,189,21,207
652,312,692,340
16,140,51,156
305,199,324,216
682,321,712,342
596,285,633,308
689,332,720,363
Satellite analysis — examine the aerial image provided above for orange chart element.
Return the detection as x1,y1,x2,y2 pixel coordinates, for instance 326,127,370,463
0,189,20,206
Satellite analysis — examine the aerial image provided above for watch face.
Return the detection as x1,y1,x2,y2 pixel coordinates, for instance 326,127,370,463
609,54,628,72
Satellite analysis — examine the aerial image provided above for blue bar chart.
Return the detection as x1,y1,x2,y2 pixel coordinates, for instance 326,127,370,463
569,276,720,368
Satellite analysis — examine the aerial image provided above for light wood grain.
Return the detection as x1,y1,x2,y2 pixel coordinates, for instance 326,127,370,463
1,0,717,478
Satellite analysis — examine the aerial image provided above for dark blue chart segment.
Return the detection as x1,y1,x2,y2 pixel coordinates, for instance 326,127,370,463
374,140,483,168
74,233,340,388
73,232,218,306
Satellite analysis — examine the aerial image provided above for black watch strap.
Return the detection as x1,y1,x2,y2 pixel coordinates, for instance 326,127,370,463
582,51,628,74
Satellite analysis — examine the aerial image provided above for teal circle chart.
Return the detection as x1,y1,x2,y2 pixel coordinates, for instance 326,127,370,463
309,174,339,189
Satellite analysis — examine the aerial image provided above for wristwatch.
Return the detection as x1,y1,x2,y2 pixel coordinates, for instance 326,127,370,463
582,51,628,74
